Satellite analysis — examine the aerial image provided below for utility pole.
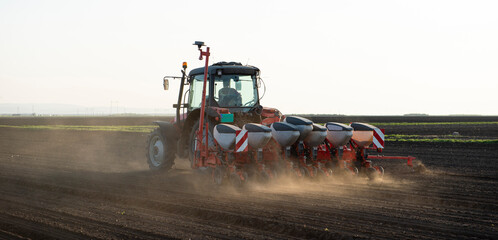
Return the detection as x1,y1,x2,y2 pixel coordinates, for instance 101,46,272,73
110,101,118,115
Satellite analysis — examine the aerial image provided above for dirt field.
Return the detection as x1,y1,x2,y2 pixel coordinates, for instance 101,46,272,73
0,117,497,239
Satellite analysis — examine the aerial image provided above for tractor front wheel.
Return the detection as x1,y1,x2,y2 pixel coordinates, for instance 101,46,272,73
146,128,175,171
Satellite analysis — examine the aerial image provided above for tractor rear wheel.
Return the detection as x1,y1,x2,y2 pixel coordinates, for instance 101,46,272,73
146,128,175,171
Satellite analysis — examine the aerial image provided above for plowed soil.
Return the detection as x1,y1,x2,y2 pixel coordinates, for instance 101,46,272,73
0,117,497,239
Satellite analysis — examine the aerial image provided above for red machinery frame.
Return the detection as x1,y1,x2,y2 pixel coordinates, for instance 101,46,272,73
195,42,211,168
190,43,415,181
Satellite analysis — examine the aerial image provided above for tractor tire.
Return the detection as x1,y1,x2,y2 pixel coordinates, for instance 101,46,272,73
188,119,215,169
299,167,309,178
366,167,380,180
375,166,385,178
213,166,226,185
146,128,175,171
270,168,278,180
259,168,276,183
310,166,318,178
318,167,333,178
352,167,359,176
230,171,249,188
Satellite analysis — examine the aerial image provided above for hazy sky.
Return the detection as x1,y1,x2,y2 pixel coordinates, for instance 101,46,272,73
1,0,497,115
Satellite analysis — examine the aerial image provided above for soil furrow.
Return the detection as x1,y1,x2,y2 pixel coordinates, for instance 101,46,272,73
1,121,497,239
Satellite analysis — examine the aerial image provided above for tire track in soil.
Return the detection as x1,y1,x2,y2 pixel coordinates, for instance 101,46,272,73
0,214,90,240
0,198,233,240
2,152,495,210
0,156,498,236
1,127,497,239
0,175,347,240
3,158,496,227
1,168,495,240
0,177,322,240
383,142,498,178
0,158,498,237
239,186,496,239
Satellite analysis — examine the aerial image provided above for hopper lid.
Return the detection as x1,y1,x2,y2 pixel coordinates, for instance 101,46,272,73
215,124,241,133
285,116,313,126
244,123,271,132
325,122,353,131
350,122,377,131
271,122,298,131
312,123,327,132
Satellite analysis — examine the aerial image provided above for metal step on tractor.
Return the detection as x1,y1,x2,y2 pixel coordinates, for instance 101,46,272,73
146,41,416,186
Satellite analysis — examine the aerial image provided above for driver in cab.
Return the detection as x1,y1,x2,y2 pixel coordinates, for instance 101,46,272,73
218,78,242,106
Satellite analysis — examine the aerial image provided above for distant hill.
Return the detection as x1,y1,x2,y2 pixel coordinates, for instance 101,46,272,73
403,113,429,116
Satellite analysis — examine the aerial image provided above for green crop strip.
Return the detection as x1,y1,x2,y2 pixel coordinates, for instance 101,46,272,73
371,121,498,126
386,138,498,143
387,134,465,138
0,125,157,133
385,134,498,144
314,122,498,126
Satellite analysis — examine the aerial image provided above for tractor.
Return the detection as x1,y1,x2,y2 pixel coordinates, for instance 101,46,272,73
146,42,415,185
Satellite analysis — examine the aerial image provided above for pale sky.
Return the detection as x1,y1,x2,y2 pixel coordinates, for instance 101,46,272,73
1,0,497,115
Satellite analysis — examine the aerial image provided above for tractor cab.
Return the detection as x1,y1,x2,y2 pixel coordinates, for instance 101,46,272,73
187,62,260,112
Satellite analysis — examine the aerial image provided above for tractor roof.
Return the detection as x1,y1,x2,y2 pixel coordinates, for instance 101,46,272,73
189,62,259,76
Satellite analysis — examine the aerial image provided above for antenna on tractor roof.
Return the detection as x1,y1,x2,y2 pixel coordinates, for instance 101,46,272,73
193,41,205,49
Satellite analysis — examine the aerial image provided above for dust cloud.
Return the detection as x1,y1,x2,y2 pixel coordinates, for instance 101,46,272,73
2,125,417,201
